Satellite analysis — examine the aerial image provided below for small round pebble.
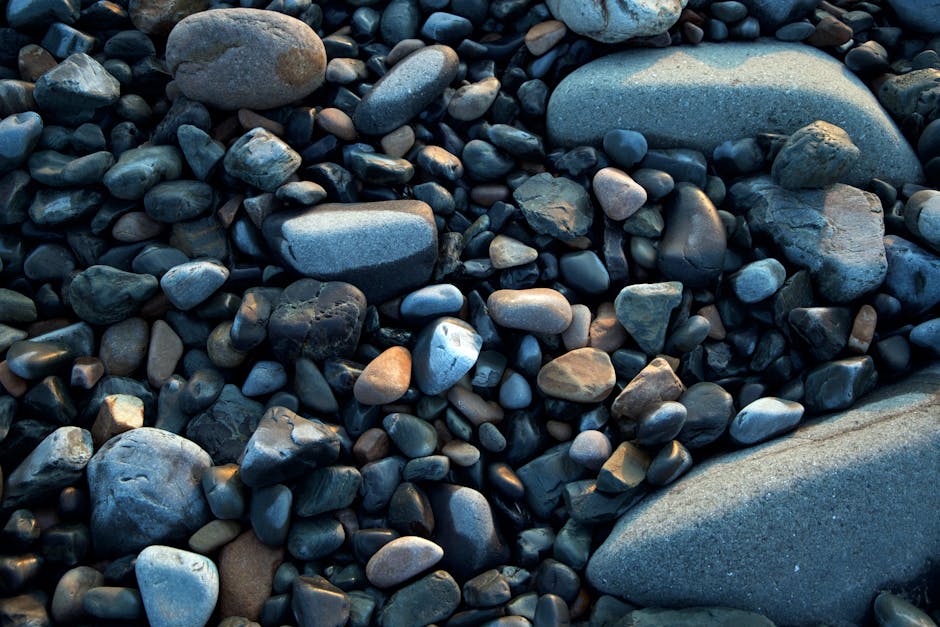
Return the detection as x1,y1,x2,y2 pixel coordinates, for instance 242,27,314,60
568,430,612,471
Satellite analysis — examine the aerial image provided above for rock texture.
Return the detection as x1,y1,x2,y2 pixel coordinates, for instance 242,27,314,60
546,0,688,43
588,363,940,626
548,42,923,186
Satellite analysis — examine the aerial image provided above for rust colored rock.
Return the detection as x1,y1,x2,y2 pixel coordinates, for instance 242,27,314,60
218,530,284,621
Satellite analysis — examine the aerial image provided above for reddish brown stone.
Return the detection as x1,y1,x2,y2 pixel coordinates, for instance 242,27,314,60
218,530,284,621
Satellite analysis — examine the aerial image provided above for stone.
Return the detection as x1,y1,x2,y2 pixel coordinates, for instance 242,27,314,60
91,394,144,447
378,570,461,627
732,177,887,303
383,413,438,459
366,536,444,588
537,347,616,403
238,405,340,487
488,288,573,334
772,120,860,189
267,279,367,363
292,576,350,627
250,483,291,547
593,167,647,221
160,260,229,311
513,172,593,241
353,45,458,135
287,517,345,560
615,607,775,626
597,441,650,493
68,265,159,325
657,183,726,287
87,428,211,554
548,42,923,187
568,430,613,471
730,258,786,303
3,426,92,508
884,0,940,33
517,443,589,518
129,0,206,34
178,125,225,181
166,8,326,110
5,340,71,380
489,235,538,269
104,145,184,200
804,356,878,413
218,531,283,622
614,282,683,355
136,545,219,627
224,128,301,192
144,180,214,223
738,0,817,29
0,112,42,173
873,592,936,627
427,484,510,580
33,53,120,125
189,519,240,554
883,235,940,314
546,0,687,43
525,20,567,56
611,357,685,422
293,465,361,517
52,566,103,623
412,317,482,395
588,363,940,625
677,382,734,448
729,397,804,445
264,200,438,303
6,0,80,29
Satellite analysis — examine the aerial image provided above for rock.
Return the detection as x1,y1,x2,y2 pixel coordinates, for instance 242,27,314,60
6,340,72,380
658,183,726,286
91,393,144,446
287,516,345,560
729,397,804,445
103,145,184,200
588,363,940,625
224,128,301,192
804,356,878,413
427,484,510,580
873,592,936,627
144,180,214,223
537,348,616,403
87,428,211,554
33,53,120,125
597,441,650,493
611,357,686,422
412,317,482,395
732,177,887,303
2,426,92,508
525,20,568,56
366,536,444,588
378,570,461,627
135,546,219,627
884,0,940,33
487,288,573,335
490,234,538,269
293,465,361,517
218,530,283,621
188,519,240,554
292,575,350,627
730,258,786,303
6,0,80,29
904,190,940,253
677,382,734,448
593,167,647,221
569,430,613,471
883,235,940,314
68,265,158,326
238,405,340,487
186,384,264,464
166,8,326,110
400,284,464,321
772,121,860,189
513,172,593,241
52,566,103,623
0,112,42,173
738,0,818,29
517,443,589,518
548,42,923,187
264,200,438,303
614,282,683,355
546,0,687,43
383,413,438,459
615,606,775,626
353,45,458,135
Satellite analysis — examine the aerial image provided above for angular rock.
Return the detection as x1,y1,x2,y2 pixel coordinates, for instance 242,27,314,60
772,120,860,189
732,177,886,303
513,172,593,241
224,128,301,192
135,545,219,627
166,8,326,110
68,265,158,326
546,0,686,43
614,282,683,355
588,363,940,625
186,384,264,464
611,357,685,422
87,428,212,554
548,42,922,186
264,200,438,303
412,317,482,396
33,53,120,125
3,426,92,508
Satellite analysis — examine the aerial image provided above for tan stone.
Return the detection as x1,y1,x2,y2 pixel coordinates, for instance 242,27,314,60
146,319,183,388
380,125,415,158
91,394,144,447
447,386,504,426
218,530,284,621
489,235,538,270
589,302,628,352
847,304,877,354
562,304,591,350
537,347,616,403
525,20,567,56
611,357,686,421
354,346,412,406
317,107,357,142
71,356,104,390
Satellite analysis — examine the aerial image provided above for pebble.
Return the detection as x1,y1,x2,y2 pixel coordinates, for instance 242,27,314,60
490,234,538,269
593,167,647,221
428,484,509,580
0,112,42,173
872,591,937,627
384,413,438,459
568,430,612,471
597,441,650,493
292,576,351,627
293,465,361,517
3,426,92,508
189,519,241,554
560,251,610,295
218,530,283,621
772,121,860,189
87,428,211,554
287,516,345,560
514,172,593,241
804,356,878,413
378,570,461,627
657,183,727,287
136,545,219,627
240,360,286,397
224,128,301,192
525,20,567,56
400,283,463,321
83,586,144,620
366,536,444,588
546,0,685,42
789,306,852,362
904,190,940,253
730,397,805,445
636,401,688,447
144,180,214,223
611,357,686,422
33,53,120,125
442,439,481,466
104,145,184,200
537,347,616,403
166,9,326,110
488,288,573,335
5,340,72,380
645,440,693,486
614,281,683,355
677,382,735,448
412,316,482,395
883,235,940,315
90,393,144,447
52,566,103,623
730,258,787,303
354,45,459,135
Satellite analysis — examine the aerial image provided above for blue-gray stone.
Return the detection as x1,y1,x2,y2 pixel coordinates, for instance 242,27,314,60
224,128,301,192
2,426,92,508
412,317,482,395
399,283,464,321
177,124,224,181
883,235,940,314
28,188,102,225
136,546,218,627
0,112,42,173
104,145,184,200
513,172,593,241
287,517,345,560
160,260,229,311
730,258,787,303
68,265,159,325
427,484,510,580
804,356,878,413
144,180,215,223
186,384,264,464
33,53,120,125
614,282,683,355
6,0,80,28
729,397,804,445
241,361,287,397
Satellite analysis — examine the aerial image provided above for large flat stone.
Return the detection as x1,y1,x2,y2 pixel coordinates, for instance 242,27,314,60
587,363,940,626
548,41,923,187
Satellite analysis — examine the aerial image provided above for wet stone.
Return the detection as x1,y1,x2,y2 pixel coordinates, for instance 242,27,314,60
33,53,119,125
804,356,878,413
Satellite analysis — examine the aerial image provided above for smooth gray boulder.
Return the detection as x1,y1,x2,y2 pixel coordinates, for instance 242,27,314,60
548,41,923,187
587,363,940,626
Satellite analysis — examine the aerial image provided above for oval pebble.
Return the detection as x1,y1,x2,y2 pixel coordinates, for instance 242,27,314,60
365,536,444,588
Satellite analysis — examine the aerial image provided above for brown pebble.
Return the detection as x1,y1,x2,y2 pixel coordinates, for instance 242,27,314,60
317,107,357,141
593,167,647,221
561,304,591,351
216,195,243,228
546,420,573,441
697,304,726,341
847,304,877,354
354,346,412,406
91,394,144,447
611,357,686,422
447,386,504,426
218,530,284,621
112,211,163,243
386,39,425,66
0,361,27,396
470,184,509,206
208,321,247,368
18,44,56,82
100,318,149,376
146,319,183,388
380,125,415,158
537,347,616,403
71,356,104,389
806,15,853,47
589,302,628,353
489,234,538,270
441,440,481,467
524,20,567,56
354,428,390,464
238,110,285,136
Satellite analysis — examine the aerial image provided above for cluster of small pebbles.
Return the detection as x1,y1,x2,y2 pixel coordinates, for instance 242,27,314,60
0,0,939,625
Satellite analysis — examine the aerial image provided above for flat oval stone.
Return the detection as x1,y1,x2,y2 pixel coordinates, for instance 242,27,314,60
166,8,327,110
547,0,684,43
135,546,219,627
537,347,615,403
264,200,437,303
548,42,923,186
365,536,444,588
729,397,804,445
487,288,573,335
6,340,72,380
353,45,458,135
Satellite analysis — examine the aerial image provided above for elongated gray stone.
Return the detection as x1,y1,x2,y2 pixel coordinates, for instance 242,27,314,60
263,200,437,303
587,363,940,626
548,42,922,187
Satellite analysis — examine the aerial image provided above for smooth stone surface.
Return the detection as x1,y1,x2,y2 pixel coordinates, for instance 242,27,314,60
537,347,616,403
33,53,120,125
885,0,940,33
264,200,438,303
2,426,92,508
804,356,878,413
412,316,482,396
488,288,573,335
729,397,804,445
546,0,687,43
354,45,459,135
588,363,940,625
772,120,860,190
427,484,510,580
730,258,786,303
52,566,103,623
87,428,212,554
166,8,326,110
129,0,206,34
617,607,775,626
104,145,184,200
657,183,726,288
224,128,301,192
548,42,923,187
160,260,229,311
135,545,219,627
593,167,647,221
732,177,887,303
883,235,940,315
378,570,461,627
366,536,444,588
218,530,283,621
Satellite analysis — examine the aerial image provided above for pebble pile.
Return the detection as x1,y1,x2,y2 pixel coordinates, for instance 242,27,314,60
0,0,939,625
